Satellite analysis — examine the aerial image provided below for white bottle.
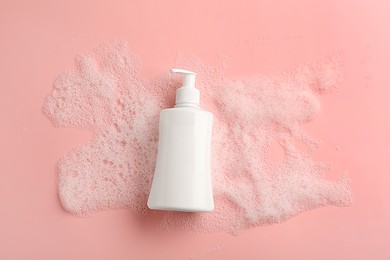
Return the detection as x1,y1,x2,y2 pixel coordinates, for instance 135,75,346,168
147,69,214,212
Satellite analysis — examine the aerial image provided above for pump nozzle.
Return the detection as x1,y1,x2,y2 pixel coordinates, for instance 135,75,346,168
171,68,200,107
170,69,197,88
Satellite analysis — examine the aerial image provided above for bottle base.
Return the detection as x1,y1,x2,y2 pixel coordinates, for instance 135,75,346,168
148,204,214,213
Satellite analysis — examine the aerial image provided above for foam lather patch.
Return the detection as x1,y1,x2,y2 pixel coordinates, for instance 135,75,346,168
43,41,352,235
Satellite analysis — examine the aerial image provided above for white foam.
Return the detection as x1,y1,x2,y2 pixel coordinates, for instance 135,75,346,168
43,41,352,234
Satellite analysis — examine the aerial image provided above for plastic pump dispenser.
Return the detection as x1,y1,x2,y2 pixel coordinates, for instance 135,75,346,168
147,69,214,212
172,69,200,107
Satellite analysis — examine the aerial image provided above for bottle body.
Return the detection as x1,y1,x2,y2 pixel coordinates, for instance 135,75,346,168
147,107,214,212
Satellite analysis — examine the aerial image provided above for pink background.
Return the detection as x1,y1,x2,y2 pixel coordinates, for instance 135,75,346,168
1,0,389,259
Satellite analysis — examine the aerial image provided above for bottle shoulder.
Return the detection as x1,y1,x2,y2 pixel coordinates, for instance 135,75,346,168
161,107,213,117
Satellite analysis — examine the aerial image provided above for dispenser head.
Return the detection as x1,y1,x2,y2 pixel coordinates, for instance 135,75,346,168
171,68,200,107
